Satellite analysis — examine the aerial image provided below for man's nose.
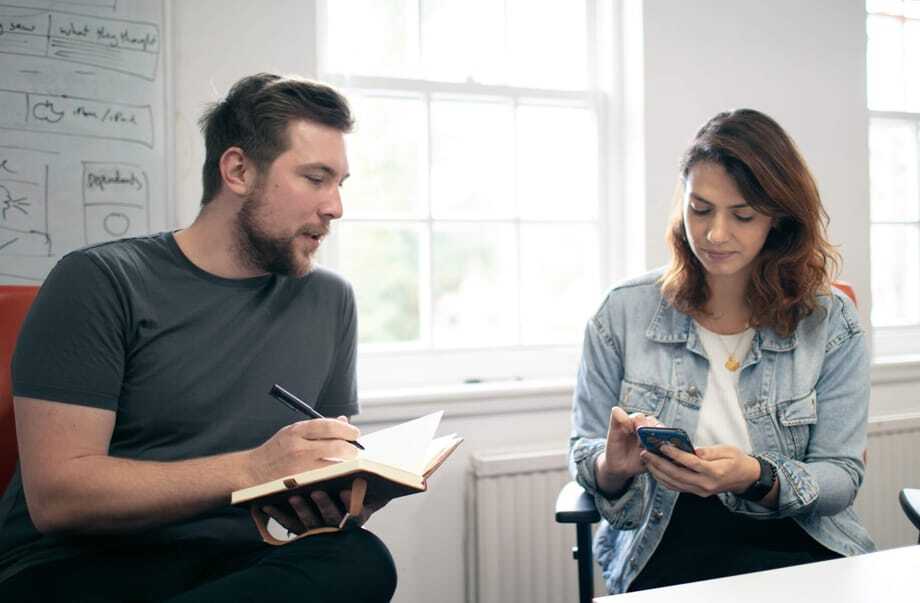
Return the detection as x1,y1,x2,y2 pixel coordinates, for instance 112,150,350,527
320,187,343,220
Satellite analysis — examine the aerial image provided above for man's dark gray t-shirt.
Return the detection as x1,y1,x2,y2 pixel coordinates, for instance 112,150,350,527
0,232,359,580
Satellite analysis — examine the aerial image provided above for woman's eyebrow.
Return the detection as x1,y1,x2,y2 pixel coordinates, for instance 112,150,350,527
690,192,749,209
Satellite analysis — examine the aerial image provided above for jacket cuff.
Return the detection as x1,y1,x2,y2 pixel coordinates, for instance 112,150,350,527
571,438,646,529
720,452,818,518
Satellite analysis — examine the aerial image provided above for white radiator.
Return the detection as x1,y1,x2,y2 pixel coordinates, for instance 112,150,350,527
466,416,920,603
855,414,920,548
466,449,601,603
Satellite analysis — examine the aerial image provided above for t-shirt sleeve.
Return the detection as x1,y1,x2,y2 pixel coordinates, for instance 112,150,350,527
315,279,359,417
12,251,127,411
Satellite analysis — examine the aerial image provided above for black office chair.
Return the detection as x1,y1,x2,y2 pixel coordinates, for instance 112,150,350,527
554,481,600,603
899,488,920,543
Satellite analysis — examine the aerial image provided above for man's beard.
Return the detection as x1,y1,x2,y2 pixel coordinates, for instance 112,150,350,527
236,190,316,278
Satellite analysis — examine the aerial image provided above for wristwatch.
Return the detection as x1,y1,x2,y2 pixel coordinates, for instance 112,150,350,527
738,455,776,501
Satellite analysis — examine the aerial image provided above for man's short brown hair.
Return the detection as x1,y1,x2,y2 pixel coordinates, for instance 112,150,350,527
198,73,354,204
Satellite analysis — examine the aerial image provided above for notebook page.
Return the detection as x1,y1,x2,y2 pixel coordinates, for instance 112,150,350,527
424,434,459,464
357,411,444,474
422,434,461,475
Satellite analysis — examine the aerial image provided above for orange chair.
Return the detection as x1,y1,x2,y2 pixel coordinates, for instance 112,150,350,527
1,285,40,492
833,281,856,306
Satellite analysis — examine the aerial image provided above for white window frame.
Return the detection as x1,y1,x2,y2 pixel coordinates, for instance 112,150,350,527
866,3,920,360
871,112,920,359
314,1,633,393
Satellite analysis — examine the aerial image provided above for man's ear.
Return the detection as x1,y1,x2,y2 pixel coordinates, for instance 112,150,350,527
218,146,258,196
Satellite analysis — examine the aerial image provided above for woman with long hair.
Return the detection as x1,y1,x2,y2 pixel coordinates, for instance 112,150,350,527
569,109,875,594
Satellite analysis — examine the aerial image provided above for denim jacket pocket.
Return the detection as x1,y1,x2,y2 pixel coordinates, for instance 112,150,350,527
618,380,667,417
776,390,817,459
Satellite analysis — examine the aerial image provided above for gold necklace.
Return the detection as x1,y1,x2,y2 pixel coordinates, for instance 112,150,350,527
716,327,749,372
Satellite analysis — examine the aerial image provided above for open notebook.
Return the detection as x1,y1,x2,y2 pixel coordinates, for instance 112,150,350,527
231,411,462,510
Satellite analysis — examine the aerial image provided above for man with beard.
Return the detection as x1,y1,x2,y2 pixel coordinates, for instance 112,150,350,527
0,73,397,602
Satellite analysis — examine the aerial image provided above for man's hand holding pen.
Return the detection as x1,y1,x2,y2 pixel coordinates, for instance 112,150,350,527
245,415,361,485
244,385,390,534
245,415,385,533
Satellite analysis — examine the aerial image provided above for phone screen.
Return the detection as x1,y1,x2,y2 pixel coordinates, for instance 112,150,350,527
637,426,695,456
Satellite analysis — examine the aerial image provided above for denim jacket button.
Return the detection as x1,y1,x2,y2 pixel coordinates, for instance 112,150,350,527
688,386,699,397
651,510,664,522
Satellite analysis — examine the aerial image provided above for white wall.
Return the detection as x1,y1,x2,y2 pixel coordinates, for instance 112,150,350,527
169,2,918,602
171,0,317,228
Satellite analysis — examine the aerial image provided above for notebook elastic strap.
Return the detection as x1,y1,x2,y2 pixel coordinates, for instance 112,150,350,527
249,477,368,546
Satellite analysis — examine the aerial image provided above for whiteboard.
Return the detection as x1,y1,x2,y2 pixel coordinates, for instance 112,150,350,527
0,0,167,284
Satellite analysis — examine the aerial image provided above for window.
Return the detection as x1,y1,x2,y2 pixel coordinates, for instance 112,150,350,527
317,1,612,390
867,0,920,357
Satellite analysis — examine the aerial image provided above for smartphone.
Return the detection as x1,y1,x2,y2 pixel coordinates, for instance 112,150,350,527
636,426,696,456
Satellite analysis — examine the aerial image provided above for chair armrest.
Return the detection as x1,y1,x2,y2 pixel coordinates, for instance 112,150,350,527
555,480,601,524
899,488,920,530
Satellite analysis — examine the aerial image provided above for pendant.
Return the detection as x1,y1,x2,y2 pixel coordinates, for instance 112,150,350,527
724,356,741,372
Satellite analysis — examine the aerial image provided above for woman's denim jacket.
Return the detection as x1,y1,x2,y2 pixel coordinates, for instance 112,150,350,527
569,270,876,594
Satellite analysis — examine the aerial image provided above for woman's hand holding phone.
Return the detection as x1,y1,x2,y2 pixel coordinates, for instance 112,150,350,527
595,407,662,496
640,443,761,498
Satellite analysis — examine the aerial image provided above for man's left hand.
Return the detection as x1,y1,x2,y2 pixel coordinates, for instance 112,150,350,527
262,490,389,536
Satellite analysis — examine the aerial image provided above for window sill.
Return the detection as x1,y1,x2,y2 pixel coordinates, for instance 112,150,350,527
871,356,920,385
351,358,920,425
354,378,575,424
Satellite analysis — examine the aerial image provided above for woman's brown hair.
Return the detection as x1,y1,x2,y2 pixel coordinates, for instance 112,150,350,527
660,109,839,336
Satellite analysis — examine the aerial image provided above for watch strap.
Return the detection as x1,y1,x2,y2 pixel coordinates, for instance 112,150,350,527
738,455,776,501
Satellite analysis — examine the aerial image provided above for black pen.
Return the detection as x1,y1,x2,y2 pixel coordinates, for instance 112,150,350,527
269,384,365,450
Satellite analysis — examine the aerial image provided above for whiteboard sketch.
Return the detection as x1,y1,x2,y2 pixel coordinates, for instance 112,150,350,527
0,0,166,285
82,161,148,243
53,0,117,10
0,4,160,80
0,145,52,256
0,88,154,147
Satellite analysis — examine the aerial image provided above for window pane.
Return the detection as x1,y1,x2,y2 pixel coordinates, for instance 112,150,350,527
867,15,905,110
867,1,920,18
432,224,517,346
908,1,920,18
869,118,920,222
520,224,599,344
337,223,421,344
905,20,920,110
325,0,417,78
508,0,587,90
347,95,426,217
871,224,920,326
430,99,514,218
867,0,906,15
421,0,505,84
517,105,597,220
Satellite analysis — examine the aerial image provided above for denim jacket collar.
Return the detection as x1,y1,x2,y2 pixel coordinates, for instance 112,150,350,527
644,296,798,356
